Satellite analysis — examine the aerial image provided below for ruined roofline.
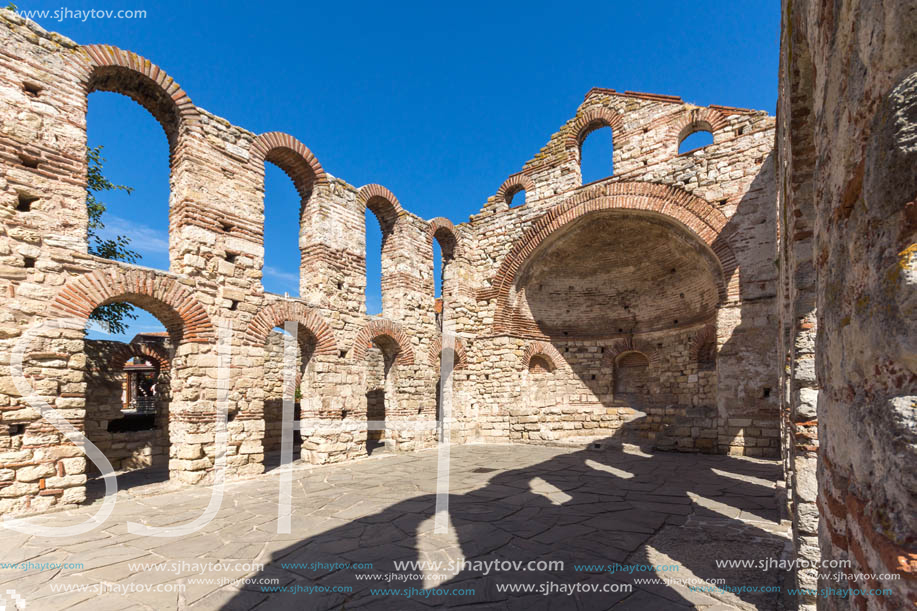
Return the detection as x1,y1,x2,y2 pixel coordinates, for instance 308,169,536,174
583,87,764,115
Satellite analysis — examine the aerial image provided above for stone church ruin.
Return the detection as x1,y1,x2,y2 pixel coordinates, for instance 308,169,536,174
0,1,913,607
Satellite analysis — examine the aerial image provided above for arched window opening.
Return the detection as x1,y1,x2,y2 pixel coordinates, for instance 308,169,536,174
679,129,714,154
262,325,316,470
365,208,385,314
82,306,171,500
262,163,303,296
433,240,443,300
363,335,399,455
431,226,457,322
580,125,614,184
87,92,170,273
508,188,527,208
86,92,172,342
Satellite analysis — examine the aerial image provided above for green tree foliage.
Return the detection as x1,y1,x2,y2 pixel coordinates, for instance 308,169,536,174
87,145,141,335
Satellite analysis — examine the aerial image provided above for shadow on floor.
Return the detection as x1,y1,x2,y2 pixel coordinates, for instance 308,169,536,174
84,465,171,504
218,419,790,610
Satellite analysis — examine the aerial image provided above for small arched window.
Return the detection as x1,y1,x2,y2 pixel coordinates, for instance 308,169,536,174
431,222,458,302
678,128,714,154
507,187,526,208
580,125,614,184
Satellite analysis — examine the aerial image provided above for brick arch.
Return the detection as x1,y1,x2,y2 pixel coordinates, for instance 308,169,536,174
606,337,661,367
566,106,625,152
358,184,403,228
243,301,338,356
428,335,467,370
352,319,414,366
251,132,327,211
79,44,200,155
428,217,462,259
522,341,564,372
51,268,214,343
109,341,171,371
496,173,536,207
486,182,739,335
671,107,729,150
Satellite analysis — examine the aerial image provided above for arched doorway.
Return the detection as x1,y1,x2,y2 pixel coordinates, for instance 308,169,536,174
83,333,172,496
363,335,400,454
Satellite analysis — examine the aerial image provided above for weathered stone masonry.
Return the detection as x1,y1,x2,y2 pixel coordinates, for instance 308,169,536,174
777,0,917,608
0,12,776,507
0,5,914,608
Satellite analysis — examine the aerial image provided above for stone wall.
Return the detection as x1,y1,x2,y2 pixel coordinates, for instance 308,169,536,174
462,89,780,455
0,7,780,522
777,0,917,608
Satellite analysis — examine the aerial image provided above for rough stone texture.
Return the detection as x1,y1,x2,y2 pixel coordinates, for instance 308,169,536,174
0,6,782,521
777,0,917,608
0,2,914,608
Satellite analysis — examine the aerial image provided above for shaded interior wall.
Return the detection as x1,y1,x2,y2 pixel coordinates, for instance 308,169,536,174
775,2,821,604
83,341,169,472
364,344,388,443
503,328,717,448
778,0,917,608
262,330,303,453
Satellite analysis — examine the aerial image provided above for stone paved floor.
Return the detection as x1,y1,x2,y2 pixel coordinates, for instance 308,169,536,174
1,444,791,610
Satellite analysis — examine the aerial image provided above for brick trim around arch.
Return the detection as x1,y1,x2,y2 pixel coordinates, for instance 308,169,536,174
251,132,327,204
566,106,625,151
243,301,338,356
522,341,564,372
670,107,730,151
358,184,405,238
351,319,415,366
485,182,739,336
108,341,171,371
51,268,215,343
606,337,661,367
428,335,467,370
427,217,462,259
496,173,536,206
79,44,200,150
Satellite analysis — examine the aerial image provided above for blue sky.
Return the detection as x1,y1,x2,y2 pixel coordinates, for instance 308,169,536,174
19,0,779,340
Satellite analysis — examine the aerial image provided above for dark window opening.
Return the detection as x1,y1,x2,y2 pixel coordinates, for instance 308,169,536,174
16,193,38,212
18,154,39,169
23,256,36,268
22,82,42,97
107,413,156,433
